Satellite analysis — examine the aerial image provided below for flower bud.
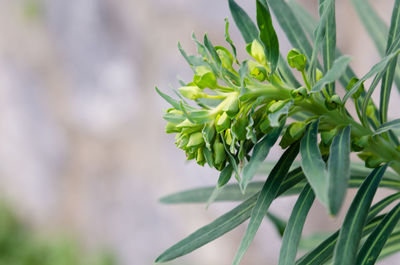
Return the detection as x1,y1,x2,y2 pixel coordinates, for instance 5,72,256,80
289,121,306,140
216,112,231,133
175,134,189,149
196,148,206,166
347,77,364,100
287,49,306,71
268,100,286,113
232,116,247,141
248,61,267,81
321,128,338,146
358,152,384,168
179,85,207,100
325,95,341,110
213,139,226,167
259,117,271,134
246,39,266,65
351,135,370,152
194,66,217,89
222,96,240,117
215,46,233,69
290,87,307,101
187,132,204,147
316,68,323,82
165,122,179,133
224,129,233,146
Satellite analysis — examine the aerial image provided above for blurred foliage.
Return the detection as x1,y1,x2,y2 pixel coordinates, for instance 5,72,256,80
0,202,116,265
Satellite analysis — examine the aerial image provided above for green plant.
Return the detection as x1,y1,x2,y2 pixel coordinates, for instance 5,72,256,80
156,0,400,264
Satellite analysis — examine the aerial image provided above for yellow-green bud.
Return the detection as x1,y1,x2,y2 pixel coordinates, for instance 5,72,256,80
165,122,179,133
215,46,233,69
321,128,338,146
316,68,323,82
224,129,233,145
290,87,307,101
213,140,226,166
194,66,217,89
246,39,266,65
216,112,231,133
176,119,195,128
248,60,267,81
287,49,306,71
232,116,247,141
222,96,240,117
196,148,206,166
325,95,341,110
179,85,207,100
187,132,204,147
259,117,271,134
268,100,286,113
289,121,306,140
347,77,364,99
351,135,370,152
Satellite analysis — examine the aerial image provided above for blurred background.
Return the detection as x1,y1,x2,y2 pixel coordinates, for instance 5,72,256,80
0,0,399,265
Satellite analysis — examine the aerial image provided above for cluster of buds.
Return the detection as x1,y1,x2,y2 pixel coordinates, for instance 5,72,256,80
159,30,392,175
160,35,302,172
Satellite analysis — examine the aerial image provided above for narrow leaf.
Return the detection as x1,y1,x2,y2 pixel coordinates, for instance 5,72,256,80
228,0,258,44
356,202,400,265
312,56,352,92
320,0,336,94
374,118,400,135
266,212,287,237
296,190,398,265
380,0,400,123
233,142,300,265
332,164,388,265
278,184,315,265
343,50,400,103
155,194,258,263
241,119,285,190
269,0,313,61
327,125,351,215
256,0,279,73
204,34,222,69
300,120,328,206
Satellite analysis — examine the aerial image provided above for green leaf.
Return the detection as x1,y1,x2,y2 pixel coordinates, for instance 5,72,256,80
268,101,293,127
156,168,306,263
241,119,285,190
308,0,334,83
224,18,237,61
380,0,400,123
228,0,258,44
269,0,313,62
256,0,279,73
156,87,181,110
287,0,357,89
343,50,400,103
351,0,400,95
155,193,258,263
378,231,400,261
159,175,400,205
278,184,315,265
232,142,300,265
300,120,328,206
204,34,222,70
311,56,352,93
296,215,385,265
218,164,234,188
319,0,336,94
296,190,399,265
327,125,351,215
355,202,400,265
374,118,400,135
332,164,388,265
266,212,287,237
277,55,301,88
